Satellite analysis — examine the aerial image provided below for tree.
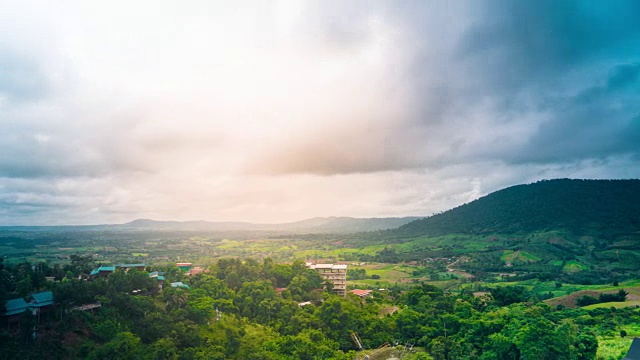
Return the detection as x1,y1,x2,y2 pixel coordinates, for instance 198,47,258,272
489,286,530,306
87,332,147,360
150,338,178,360
236,324,278,359
264,329,342,360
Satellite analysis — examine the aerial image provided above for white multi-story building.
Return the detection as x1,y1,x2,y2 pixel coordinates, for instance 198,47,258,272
306,263,347,296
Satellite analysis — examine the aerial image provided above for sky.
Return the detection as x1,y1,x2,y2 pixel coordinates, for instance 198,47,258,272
1,0,639,225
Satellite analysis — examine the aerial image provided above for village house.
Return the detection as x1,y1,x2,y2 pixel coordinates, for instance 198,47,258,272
89,263,146,278
349,289,373,299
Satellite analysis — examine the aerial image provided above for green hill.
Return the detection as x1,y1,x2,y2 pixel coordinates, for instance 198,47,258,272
374,179,640,283
393,179,640,238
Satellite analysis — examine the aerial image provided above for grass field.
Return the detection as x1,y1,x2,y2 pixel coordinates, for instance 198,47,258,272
349,263,416,283
562,260,590,272
500,250,541,263
596,336,633,360
596,322,640,359
545,281,640,309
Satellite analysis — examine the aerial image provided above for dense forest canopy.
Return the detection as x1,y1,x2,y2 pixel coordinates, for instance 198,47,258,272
2,257,634,360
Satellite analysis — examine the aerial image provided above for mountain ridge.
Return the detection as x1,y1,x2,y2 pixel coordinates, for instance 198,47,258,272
120,216,423,233
390,179,640,238
0,216,422,234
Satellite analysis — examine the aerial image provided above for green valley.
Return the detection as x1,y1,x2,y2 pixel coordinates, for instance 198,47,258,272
2,179,640,359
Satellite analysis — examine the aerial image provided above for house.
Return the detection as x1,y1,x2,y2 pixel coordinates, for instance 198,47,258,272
89,265,116,277
149,271,166,289
187,267,205,276
176,263,192,272
29,291,54,308
89,263,146,278
1,298,28,316
349,289,373,299
2,292,56,328
28,291,55,320
118,263,146,271
306,263,348,296
149,271,166,281
170,282,190,289
1,298,29,329
624,338,640,360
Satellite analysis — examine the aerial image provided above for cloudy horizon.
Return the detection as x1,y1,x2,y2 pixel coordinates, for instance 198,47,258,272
1,0,639,225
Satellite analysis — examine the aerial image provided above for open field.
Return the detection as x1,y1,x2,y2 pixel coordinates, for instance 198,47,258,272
596,323,640,359
562,260,590,272
500,250,541,263
545,281,640,309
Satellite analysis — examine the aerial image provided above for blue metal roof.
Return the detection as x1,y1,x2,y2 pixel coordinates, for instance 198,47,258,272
2,298,28,316
170,282,190,289
118,263,145,268
30,291,54,307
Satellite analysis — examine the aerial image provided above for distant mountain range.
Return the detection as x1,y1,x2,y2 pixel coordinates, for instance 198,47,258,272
121,216,423,233
0,216,422,234
390,178,640,238
3,179,639,238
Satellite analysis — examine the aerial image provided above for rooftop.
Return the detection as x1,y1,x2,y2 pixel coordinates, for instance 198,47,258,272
2,298,29,316
349,289,373,297
170,282,190,289
118,263,145,268
306,263,348,270
28,291,55,308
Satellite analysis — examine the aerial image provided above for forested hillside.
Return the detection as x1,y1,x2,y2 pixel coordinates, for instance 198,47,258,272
2,258,632,359
392,179,640,238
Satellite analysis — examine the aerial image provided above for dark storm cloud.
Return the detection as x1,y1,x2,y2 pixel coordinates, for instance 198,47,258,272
458,0,640,91
511,63,640,164
254,0,640,176
454,0,640,166
372,1,639,174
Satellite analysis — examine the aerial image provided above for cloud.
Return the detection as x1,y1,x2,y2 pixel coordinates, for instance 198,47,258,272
252,0,640,176
0,48,49,102
1,1,640,225
510,63,640,164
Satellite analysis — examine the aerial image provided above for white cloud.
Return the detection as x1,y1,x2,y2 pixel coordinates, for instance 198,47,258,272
0,1,639,225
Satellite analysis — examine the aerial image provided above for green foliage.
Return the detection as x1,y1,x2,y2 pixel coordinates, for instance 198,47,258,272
347,268,368,280
489,286,530,306
86,332,146,360
5,257,640,359
576,289,628,307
